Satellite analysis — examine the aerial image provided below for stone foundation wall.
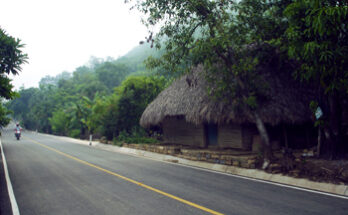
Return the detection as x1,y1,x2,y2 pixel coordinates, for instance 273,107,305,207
123,143,258,169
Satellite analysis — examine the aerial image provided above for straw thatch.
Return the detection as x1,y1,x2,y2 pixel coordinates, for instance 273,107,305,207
140,64,315,128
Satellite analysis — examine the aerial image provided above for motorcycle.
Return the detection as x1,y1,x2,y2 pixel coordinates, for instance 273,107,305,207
15,129,21,140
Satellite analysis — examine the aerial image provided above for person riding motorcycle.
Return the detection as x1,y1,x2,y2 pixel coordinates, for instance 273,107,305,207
14,123,22,140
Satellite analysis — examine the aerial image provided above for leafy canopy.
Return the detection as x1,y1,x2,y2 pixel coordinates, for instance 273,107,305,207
0,27,27,128
129,0,291,110
285,0,348,95
0,28,28,99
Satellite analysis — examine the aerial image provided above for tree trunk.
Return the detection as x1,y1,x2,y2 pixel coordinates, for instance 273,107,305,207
319,91,342,159
283,125,289,149
323,127,334,160
305,127,310,149
328,92,342,159
253,112,272,163
80,123,85,139
317,126,322,157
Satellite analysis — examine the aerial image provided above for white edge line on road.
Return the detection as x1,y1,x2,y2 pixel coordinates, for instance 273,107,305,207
119,150,348,200
94,146,348,200
39,132,348,200
0,138,20,215
166,160,348,200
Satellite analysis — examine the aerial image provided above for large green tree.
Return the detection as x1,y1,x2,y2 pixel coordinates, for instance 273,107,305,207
116,76,166,133
100,76,166,140
0,100,11,128
129,0,292,161
284,0,348,158
95,62,131,92
0,27,27,129
7,87,39,128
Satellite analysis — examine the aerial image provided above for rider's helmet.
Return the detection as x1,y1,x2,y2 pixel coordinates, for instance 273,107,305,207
16,123,19,126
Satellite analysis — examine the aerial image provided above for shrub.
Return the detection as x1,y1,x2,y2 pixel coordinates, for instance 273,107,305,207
69,129,81,138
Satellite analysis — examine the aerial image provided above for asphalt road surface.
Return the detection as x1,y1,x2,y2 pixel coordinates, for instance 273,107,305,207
0,128,347,215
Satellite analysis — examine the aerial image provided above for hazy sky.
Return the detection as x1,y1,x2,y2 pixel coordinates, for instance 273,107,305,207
1,0,149,89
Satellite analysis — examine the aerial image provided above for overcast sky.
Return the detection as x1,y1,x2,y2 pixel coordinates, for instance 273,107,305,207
1,0,149,89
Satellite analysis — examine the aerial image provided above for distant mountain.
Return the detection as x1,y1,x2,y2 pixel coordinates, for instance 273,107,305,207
115,42,160,74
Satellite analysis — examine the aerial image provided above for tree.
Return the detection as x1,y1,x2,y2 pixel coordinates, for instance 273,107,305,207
30,85,58,133
95,62,131,92
99,76,166,140
6,42,165,138
116,76,166,133
87,93,109,136
6,87,38,128
99,94,120,140
49,109,70,135
0,28,27,99
284,0,348,158
129,0,292,162
0,27,27,129
0,100,11,129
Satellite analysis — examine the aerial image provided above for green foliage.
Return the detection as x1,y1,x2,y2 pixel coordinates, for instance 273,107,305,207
130,0,290,111
116,76,166,131
112,138,124,147
95,62,131,92
0,27,27,129
0,75,17,100
0,102,11,129
69,129,81,138
86,94,108,135
122,137,159,144
7,46,168,141
128,0,302,159
116,129,159,144
100,75,166,139
49,110,70,135
284,0,348,157
284,0,348,94
0,28,28,77
128,0,347,156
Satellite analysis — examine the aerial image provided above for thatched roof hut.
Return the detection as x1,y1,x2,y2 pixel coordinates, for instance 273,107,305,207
140,64,315,129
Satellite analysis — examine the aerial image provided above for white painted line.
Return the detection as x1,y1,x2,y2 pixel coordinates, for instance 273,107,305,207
0,138,20,215
169,162,348,200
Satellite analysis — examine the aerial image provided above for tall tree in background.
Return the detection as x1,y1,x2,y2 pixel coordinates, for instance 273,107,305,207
100,76,166,140
0,101,11,128
95,62,131,92
0,27,28,128
129,0,292,162
116,76,166,134
285,0,348,158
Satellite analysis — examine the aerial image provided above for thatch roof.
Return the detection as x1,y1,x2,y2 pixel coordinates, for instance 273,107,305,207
140,64,316,128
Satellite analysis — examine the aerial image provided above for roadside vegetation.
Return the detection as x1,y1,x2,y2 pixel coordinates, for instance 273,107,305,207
0,28,27,131
6,46,167,142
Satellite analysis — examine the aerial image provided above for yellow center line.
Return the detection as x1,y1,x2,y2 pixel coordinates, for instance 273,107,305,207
26,137,224,215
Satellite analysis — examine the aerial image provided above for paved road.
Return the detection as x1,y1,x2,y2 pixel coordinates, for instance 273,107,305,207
0,129,347,215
